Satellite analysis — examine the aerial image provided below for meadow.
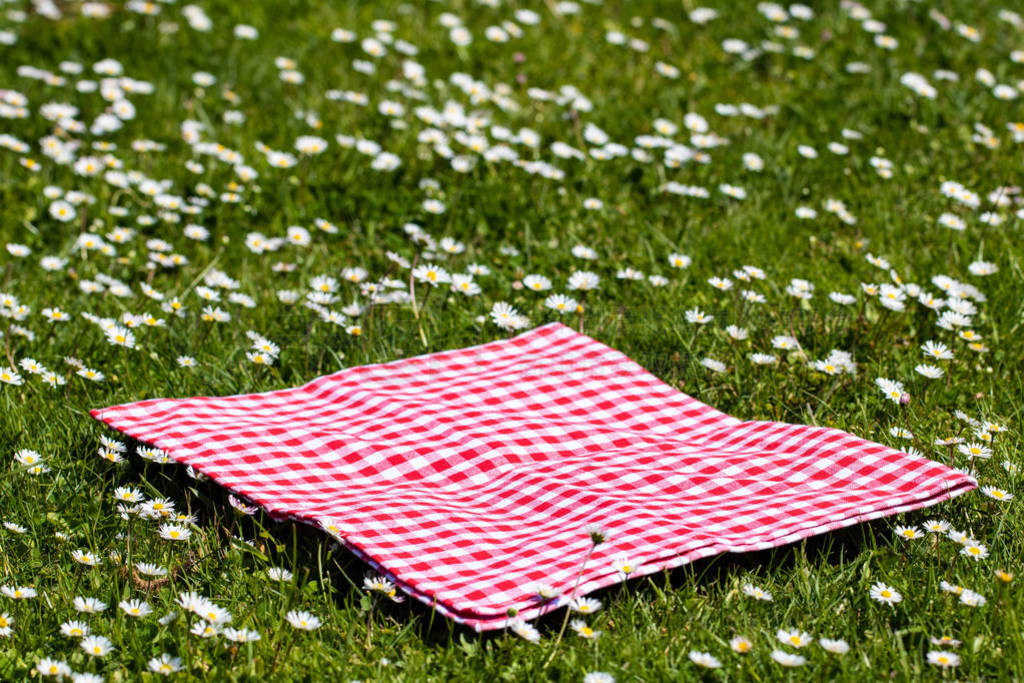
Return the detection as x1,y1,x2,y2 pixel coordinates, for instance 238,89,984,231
1,0,1023,679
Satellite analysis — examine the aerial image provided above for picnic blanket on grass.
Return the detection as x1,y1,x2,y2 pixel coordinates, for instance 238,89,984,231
91,322,975,630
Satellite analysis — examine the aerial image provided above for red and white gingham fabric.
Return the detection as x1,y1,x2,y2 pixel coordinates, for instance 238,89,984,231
92,322,975,630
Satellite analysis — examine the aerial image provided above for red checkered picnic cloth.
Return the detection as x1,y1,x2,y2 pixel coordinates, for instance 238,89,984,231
92,322,975,630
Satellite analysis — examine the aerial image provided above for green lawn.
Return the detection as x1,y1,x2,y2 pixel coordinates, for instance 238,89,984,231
1,0,1022,679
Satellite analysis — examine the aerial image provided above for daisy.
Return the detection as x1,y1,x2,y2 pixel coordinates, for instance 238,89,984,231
14,450,43,466
363,574,404,603
159,524,191,541
120,599,152,618
612,555,639,577
708,276,733,291
830,292,855,305
730,636,752,653
285,610,322,630
71,549,101,566
105,326,136,348
224,627,261,642
921,341,953,360
0,366,23,385
567,271,600,291
509,619,540,643
960,541,988,560
937,581,962,598
267,567,294,582
412,264,451,286
571,619,601,639
571,597,602,614
923,520,951,534
726,325,749,340
742,583,772,601
981,486,1012,501
544,294,578,314
668,253,691,268
490,302,529,331
148,653,183,675
36,659,72,679
527,582,557,601
869,582,902,605
958,443,992,459
770,650,806,667
81,634,114,657
771,335,798,350
688,651,721,668
701,358,727,373
889,427,913,440
874,378,905,403
228,494,260,515
684,308,713,324
820,638,849,654
930,636,961,648
927,650,960,667
2,585,37,599
196,602,232,626
959,590,986,607
523,275,552,292
776,629,813,648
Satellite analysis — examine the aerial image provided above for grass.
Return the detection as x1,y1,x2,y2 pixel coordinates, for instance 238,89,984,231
1,0,1023,679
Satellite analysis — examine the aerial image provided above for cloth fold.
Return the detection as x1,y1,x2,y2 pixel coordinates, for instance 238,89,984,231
91,322,975,630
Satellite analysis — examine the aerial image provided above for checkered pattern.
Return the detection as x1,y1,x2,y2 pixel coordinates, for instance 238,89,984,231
91,322,975,630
